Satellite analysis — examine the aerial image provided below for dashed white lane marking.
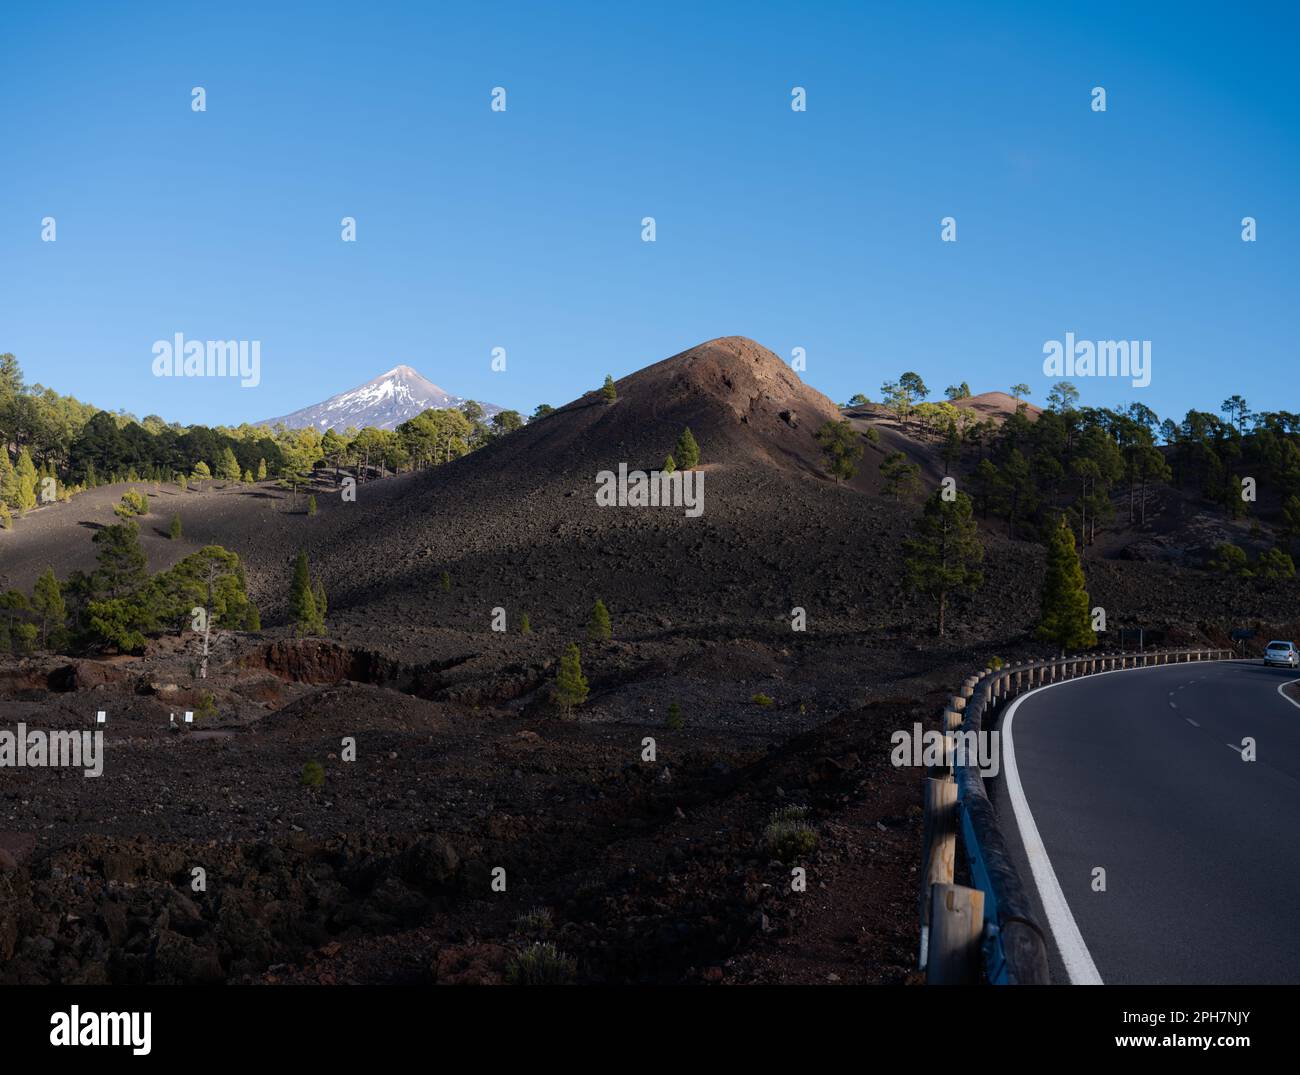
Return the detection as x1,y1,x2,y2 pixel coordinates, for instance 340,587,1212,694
1185,718,1199,727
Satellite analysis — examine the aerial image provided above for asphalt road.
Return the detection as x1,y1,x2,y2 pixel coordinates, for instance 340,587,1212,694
998,659,1300,984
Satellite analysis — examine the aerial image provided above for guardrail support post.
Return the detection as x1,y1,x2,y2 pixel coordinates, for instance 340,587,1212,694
919,778,958,969
926,883,984,984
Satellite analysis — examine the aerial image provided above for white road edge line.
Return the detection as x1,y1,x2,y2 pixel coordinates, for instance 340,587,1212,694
1002,685,1104,986
1275,678,1300,711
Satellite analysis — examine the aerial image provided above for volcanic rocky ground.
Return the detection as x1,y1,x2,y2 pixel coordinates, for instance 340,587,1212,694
1,337,1296,985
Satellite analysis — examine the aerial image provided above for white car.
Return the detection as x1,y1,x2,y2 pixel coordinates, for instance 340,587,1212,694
1263,640,1299,668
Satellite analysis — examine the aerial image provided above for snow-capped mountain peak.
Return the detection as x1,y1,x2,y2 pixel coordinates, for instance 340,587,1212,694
260,365,500,432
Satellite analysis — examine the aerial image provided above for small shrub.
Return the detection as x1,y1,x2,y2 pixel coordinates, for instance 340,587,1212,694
300,760,325,788
506,942,575,985
989,655,1004,670
665,702,684,730
515,906,554,935
194,691,218,723
113,489,149,520
752,693,774,707
307,495,318,516
763,805,818,862
440,571,451,592
520,612,531,634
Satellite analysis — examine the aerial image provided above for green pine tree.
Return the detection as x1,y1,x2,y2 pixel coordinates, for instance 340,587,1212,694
290,551,324,635
675,427,700,470
256,458,268,481
902,491,984,637
814,419,864,484
307,495,318,516
880,451,921,499
1037,516,1095,652
91,522,148,599
520,612,531,634
15,448,38,513
31,567,66,649
587,598,611,641
601,375,618,404
168,512,182,540
218,446,241,483
0,451,18,509
553,643,589,716
663,453,676,475
440,570,451,592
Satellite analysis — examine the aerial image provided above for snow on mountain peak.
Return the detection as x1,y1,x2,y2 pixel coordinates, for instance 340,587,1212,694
259,365,501,432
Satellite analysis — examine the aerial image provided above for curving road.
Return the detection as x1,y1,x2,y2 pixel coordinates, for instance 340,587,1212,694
998,659,1300,984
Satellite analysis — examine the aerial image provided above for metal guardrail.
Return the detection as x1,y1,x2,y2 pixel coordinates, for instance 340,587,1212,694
919,647,1232,984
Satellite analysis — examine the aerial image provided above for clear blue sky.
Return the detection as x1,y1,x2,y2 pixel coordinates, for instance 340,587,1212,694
1,1,1296,427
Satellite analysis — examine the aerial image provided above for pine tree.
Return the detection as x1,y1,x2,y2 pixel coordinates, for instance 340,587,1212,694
1037,516,1095,653
312,577,328,620
663,453,676,475
191,461,212,488
15,448,38,513
31,567,66,649
553,643,589,716
880,451,921,499
256,458,268,481
92,522,148,599
814,419,863,484
168,513,182,540
218,446,241,482
0,451,17,509
675,427,700,470
520,612,531,634
903,491,984,637
307,495,318,516
601,375,618,404
587,598,611,641
440,571,451,592
290,551,323,636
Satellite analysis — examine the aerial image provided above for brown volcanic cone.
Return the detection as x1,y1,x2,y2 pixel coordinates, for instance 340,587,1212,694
466,336,846,481
951,391,1042,422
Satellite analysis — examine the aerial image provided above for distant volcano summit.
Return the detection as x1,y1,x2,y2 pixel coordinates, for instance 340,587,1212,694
260,365,501,431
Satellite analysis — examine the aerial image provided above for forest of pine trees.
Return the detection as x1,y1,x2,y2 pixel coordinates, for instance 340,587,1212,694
0,352,521,520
